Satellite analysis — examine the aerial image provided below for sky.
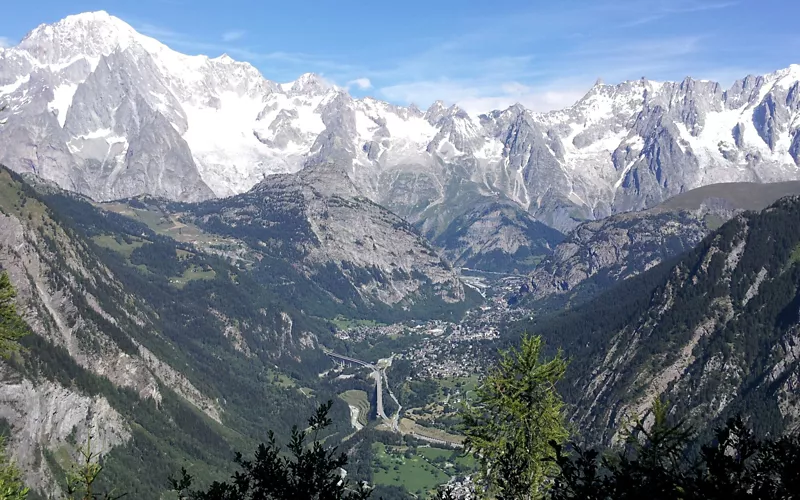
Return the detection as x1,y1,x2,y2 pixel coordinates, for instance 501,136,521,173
1,0,799,114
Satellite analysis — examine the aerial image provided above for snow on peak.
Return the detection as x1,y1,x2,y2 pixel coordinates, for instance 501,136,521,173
424,100,448,124
17,10,167,67
446,103,469,119
285,73,330,95
769,64,800,89
427,100,446,113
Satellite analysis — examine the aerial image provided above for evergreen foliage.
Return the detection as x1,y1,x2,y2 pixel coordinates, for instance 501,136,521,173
169,401,371,500
0,437,29,500
549,408,800,499
0,272,27,358
463,335,568,499
64,436,124,500
507,197,800,443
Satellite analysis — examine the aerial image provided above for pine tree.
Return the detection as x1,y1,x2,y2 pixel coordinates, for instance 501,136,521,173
463,335,568,499
548,407,800,499
170,401,371,500
64,435,124,500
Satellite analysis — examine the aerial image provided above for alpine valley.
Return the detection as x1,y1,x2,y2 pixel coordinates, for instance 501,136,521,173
2,10,800,499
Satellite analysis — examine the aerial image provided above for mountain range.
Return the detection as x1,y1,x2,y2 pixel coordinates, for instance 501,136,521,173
3,9,800,498
2,11,800,272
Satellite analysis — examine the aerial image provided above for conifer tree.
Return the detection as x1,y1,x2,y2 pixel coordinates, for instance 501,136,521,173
170,401,371,500
463,334,568,499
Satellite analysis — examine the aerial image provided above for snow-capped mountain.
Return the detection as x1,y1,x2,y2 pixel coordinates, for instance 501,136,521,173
1,11,800,237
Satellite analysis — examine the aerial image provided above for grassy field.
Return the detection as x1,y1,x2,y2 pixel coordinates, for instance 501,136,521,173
338,390,370,427
263,368,298,390
401,374,480,428
101,202,216,244
91,234,147,257
417,446,477,470
100,201,260,268
330,315,385,331
437,374,480,398
371,443,450,498
91,234,216,288
791,243,800,264
0,171,49,225
170,265,217,289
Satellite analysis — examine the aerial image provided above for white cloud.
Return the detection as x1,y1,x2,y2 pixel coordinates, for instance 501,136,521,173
460,86,587,115
620,1,738,28
347,78,372,90
128,8,763,118
380,79,588,115
222,30,246,42
0,37,12,49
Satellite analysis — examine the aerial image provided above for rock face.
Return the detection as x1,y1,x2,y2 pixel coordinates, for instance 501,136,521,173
3,11,800,241
526,210,709,304
0,176,220,417
181,162,466,308
0,370,130,496
0,168,224,492
433,200,564,274
524,180,800,306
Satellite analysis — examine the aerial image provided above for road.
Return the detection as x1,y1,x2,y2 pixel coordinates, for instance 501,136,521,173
323,349,389,423
324,349,462,446
323,349,376,370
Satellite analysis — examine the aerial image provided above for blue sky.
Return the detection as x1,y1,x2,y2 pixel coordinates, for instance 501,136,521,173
1,0,799,113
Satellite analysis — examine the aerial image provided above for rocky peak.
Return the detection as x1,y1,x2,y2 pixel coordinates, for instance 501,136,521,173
406,103,423,117
17,11,161,66
287,72,330,96
296,160,361,198
4,10,800,240
424,100,448,124
214,53,235,63
505,102,528,116
725,74,765,109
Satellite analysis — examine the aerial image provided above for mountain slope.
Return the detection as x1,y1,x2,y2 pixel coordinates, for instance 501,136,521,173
511,196,800,444
522,180,800,309
0,166,354,497
523,210,709,307
432,200,564,274
168,162,469,316
2,12,800,238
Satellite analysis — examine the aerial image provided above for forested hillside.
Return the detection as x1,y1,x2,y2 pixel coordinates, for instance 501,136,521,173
0,166,372,497
509,196,800,445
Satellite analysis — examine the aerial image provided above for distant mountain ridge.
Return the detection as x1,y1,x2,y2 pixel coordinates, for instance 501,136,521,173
523,180,800,308
166,161,469,311
1,11,800,272
0,12,800,230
